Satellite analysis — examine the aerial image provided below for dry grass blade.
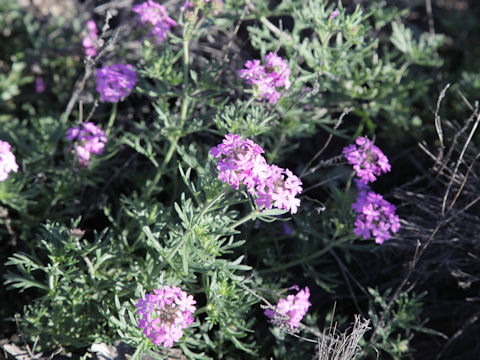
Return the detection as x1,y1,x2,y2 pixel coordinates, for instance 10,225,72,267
434,83,450,161
391,89,480,357
441,111,480,215
317,315,371,360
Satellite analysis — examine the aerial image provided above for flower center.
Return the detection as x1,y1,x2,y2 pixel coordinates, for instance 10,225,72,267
365,150,378,164
155,305,178,325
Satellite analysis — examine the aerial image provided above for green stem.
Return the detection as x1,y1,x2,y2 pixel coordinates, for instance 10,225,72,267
143,136,178,199
168,233,188,262
259,236,354,275
105,102,117,136
321,32,333,70
48,274,54,290
197,188,229,221
179,25,191,129
242,96,256,113
269,133,286,163
229,210,260,231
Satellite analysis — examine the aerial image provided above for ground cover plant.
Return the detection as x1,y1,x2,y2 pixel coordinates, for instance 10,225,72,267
1,0,479,359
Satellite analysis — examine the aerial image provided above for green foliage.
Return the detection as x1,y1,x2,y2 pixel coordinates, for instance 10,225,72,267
245,0,443,133
5,219,119,348
366,288,443,359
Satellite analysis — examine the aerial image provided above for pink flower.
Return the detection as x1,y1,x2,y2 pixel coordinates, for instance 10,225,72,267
343,137,391,184
329,9,340,20
133,0,177,43
352,182,400,244
82,20,98,57
265,287,311,330
136,286,196,348
210,134,302,214
238,52,291,104
0,140,18,182
96,64,137,103
67,122,107,167
264,52,291,88
180,1,193,11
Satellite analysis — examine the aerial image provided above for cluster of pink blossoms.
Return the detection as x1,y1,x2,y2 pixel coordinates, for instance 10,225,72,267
238,52,291,104
0,140,18,182
265,286,311,330
210,134,303,214
342,137,391,184
96,64,137,103
133,0,177,44
136,286,196,348
67,122,107,167
352,181,400,244
82,20,98,57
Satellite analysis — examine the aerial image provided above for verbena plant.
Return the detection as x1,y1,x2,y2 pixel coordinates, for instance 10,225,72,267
1,0,458,359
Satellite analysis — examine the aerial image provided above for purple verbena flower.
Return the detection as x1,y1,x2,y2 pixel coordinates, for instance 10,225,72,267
133,0,177,44
136,285,196,348
0,140,18,182
343,137,391,184
96,64,137,103
210,134,303,214
238,52,291,104
35,77,46,93
67,122,107,167
82,20,98,57
264,287,311,330
352,181,400,244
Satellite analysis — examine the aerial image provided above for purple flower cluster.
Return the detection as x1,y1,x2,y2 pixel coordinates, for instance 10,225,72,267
67,122,107,167
352,181,400,244
96,64,137,103
133,0,177,44
35,77,46,93
264,286,311,330
136,286,196,348
82,20,98,57
0,140,18,182
238,52,291,104
342,137,391,184
210,134,303,214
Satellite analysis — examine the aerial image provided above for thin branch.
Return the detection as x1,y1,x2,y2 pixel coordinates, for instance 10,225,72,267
303,170,351,193
61,13,123,124
14,314,38,359
301,108,352,178
442,111,480,215
436,311,480,360
456,88,474,112
425,0,436,36
244,0,297,48
447,152,480,212
433,83,450,164
329,249,362,314
435,102,478,180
